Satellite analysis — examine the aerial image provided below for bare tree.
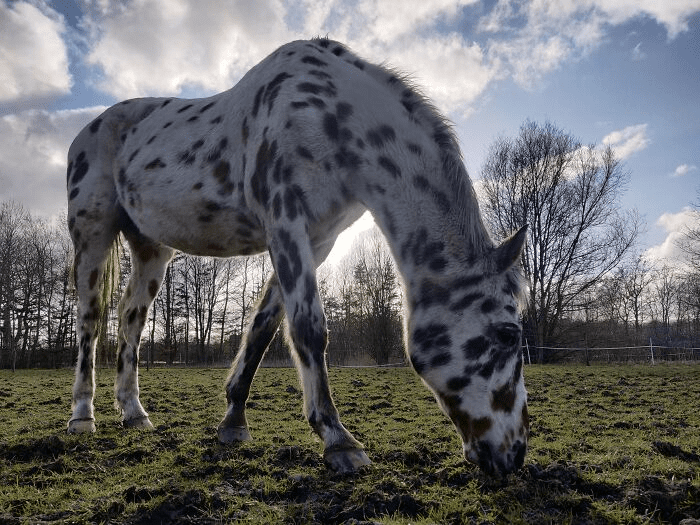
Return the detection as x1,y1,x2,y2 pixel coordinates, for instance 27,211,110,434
347,229,402,365
651,266,677,342
480,120,642,352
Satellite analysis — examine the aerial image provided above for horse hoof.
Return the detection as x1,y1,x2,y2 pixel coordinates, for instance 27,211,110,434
123,416,154,429
324,447,371,473
217,425,252,443
67,418,96,434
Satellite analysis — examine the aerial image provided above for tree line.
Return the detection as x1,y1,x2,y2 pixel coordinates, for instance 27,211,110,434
1,120,698,369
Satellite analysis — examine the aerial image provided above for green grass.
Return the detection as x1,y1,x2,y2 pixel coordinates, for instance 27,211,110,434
1,365,699,523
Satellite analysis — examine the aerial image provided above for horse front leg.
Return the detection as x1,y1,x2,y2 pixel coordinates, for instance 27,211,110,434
218,276,285,443
269,227,371,473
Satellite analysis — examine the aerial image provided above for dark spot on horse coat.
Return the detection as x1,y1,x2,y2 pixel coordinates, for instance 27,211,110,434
272,193,282,219
451,292,485,312
275,229,303,294
213,161,234,195
89,118,102,133
463,336,489,360
242,118,249,144
478,359,495,380
297,82,335,97
431,352,452,367
252,140,276,206
163,121,172,129
336,102,353,122
447,376,471,391
377,156,400,178
178,149,196,165
71,152,89,185
323,112,339,141
308,70,332,81
413,175,431,192
491,379,516,413
252,86,264,117
413,323,451,354
144,158,166,170
207,137,229,164
402,98,416,114
367,125,396,149
410,354,426,374
177,104,193,113
148,279,159,298
401,228,445,270
301,55,328,67
69,188,80,200
296,146,313,160
306,97,325,109
335,148,362,170
415,280,450,309
407,142,422,155
199,101,216,113
263,72,293,115
481,299,497,313
88,269,98,290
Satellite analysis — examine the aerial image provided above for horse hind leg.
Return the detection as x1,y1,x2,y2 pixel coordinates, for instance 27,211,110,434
218,275,285,443
115,233,173,428
68,232,119,433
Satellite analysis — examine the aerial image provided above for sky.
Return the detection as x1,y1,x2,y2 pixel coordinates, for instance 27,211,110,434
0,0,699,268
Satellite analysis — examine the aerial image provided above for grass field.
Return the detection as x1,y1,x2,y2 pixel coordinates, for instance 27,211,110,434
0,364,699,524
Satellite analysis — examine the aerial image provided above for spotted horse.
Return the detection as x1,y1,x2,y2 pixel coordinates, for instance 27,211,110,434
66,38,529,477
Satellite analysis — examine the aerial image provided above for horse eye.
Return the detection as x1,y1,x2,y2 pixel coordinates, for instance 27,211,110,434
495,323,521,347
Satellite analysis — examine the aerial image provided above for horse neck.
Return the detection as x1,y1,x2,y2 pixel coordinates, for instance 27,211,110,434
359,158,494,300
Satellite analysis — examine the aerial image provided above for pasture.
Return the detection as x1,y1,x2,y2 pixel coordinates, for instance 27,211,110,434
1,365,699,524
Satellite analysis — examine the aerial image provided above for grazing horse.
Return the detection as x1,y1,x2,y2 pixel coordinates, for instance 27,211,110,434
66,38,528,477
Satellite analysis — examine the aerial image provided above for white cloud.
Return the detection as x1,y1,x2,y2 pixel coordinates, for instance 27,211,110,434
671,164,698,178
632,42,646,61
375,34,497,116
601,124,650,160
84,0,296,99
591,0,700,39
0,2,72,103
0,107,105,219
357,0,478,42
478,0,700,88
645,207,700,268
82,0,496,114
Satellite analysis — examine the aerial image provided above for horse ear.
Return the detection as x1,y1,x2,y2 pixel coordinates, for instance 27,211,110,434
494,225,528,273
